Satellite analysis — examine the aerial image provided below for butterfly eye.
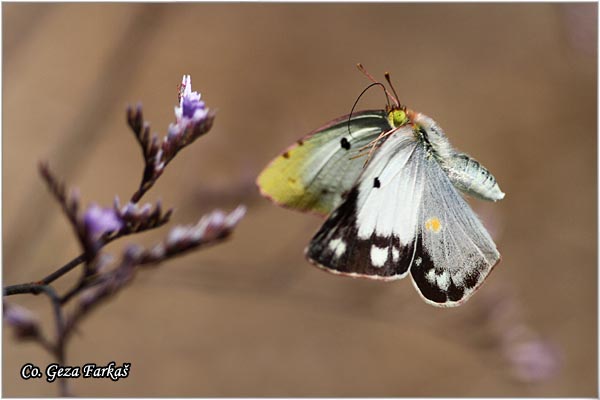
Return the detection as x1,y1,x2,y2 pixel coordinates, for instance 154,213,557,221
388,109,408,128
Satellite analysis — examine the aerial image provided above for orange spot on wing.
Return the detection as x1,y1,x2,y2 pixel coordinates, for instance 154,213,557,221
425,217,442,233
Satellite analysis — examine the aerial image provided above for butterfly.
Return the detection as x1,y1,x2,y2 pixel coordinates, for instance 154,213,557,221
257,65,504,307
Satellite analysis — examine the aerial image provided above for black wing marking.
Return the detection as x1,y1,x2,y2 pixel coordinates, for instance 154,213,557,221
306,187,416,280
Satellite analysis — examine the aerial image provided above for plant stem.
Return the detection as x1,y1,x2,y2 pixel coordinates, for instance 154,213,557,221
3,282,47,296
42,254,86,284
37,286,70,396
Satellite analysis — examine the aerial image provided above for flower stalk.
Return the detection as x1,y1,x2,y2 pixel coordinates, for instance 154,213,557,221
3,75,245,396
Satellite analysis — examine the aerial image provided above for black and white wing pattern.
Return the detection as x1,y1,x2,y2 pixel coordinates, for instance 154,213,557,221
410,152,500,306
306,126,500,307
306,126,423,280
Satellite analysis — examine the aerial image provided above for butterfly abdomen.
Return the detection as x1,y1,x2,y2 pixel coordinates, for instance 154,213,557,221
410,112,504,202
442,153,505,201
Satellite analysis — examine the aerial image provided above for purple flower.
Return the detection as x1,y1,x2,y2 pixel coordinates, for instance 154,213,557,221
176,75,208,121
84,204,124,238
168,75,210,141
4,303,40,339
181,92,205,119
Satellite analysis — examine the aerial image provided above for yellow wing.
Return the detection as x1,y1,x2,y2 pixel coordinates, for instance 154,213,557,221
257,110,392,215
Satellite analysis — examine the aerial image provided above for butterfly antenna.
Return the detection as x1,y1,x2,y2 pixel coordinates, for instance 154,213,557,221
357,63,399,108
347,82,389,138
384,72,403,110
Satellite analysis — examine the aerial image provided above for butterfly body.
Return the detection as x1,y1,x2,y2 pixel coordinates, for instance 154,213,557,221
406,111,505,202
257,89,504,307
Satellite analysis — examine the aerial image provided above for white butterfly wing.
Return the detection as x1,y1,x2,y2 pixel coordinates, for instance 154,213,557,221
411,153,500,307
307,126,423,279
257,110,392,215
307,127,500,306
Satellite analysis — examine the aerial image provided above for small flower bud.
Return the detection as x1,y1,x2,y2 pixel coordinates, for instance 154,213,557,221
225,206,247,227
113,195,121,210
167,226,189,247
154,148,164,166
4,303,40,340
207,211,226,229
149,243,165,260
123,244,144,263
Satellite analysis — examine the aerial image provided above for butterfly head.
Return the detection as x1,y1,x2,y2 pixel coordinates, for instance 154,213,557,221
356,64,411,127
387,107,409,128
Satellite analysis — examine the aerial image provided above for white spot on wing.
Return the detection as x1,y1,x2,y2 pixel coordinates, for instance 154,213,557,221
370,245,388,268
328,238,347,258
436,271,451,291
426,269,436,284
414,257,422,266
425,268,451,291
391,247,400,262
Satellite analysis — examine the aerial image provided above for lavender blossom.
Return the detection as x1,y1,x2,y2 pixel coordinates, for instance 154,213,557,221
4,302,40,340
168,75,210,140
176,75,208,122
162,206,246,258
127,75,216,204
84,204,124,238
116,197,153,219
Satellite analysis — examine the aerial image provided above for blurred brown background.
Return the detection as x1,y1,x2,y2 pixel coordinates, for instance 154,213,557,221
3,3,597,397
